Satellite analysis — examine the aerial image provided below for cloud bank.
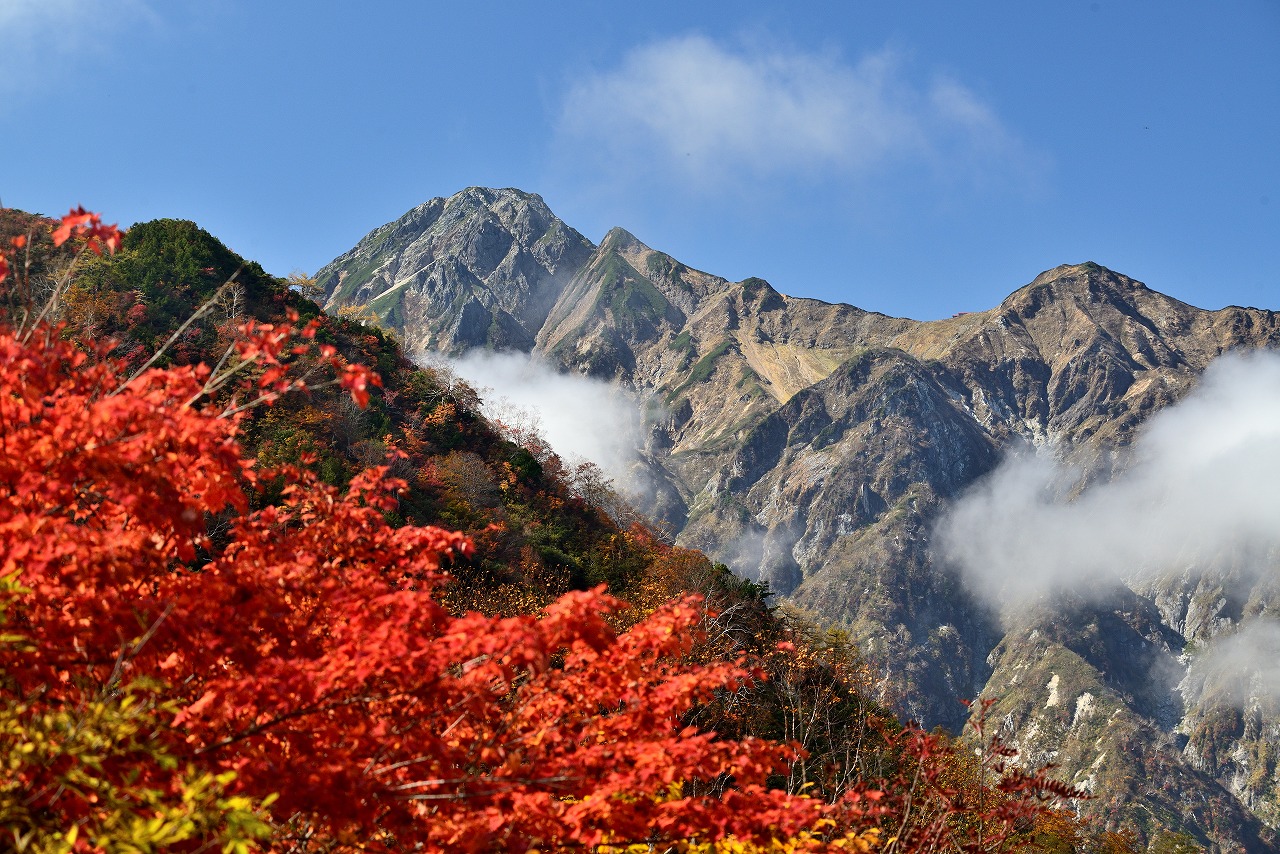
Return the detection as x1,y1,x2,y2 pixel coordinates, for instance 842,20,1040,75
557,35,1031,191
937,350,1280,611
437,350,644,487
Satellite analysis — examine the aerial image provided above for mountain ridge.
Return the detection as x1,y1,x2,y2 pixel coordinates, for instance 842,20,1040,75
319,187,1280,851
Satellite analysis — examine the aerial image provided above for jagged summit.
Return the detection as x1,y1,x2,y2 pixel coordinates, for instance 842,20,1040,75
598,225,644,251
1029,260,1128,285
1018,262,1153,306
315,187,594,353
318,188,1279,454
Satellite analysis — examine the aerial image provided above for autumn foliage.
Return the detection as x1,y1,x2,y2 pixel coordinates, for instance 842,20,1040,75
0,213,824,850
0,209,1111,852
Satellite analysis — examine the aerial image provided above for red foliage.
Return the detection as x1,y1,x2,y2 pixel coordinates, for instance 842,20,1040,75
0,326,822,850
1,206,1096,852
49,205,123,255
839,699,1094,853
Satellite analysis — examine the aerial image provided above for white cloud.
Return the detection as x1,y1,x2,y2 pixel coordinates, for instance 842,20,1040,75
435,350,644,487
936,350,1280,614
556,35,1032,190
1186,620,1280,709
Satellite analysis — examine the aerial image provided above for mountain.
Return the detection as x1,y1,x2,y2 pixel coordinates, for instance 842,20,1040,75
318,187,1280,851
316,187,593,353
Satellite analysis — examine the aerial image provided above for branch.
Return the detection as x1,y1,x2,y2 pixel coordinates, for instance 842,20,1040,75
111,270,242,395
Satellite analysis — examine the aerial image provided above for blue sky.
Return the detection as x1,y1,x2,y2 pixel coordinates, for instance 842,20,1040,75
2,1,1276,320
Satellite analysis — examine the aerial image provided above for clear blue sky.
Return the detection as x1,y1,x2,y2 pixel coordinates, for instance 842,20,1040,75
2,1,1276,320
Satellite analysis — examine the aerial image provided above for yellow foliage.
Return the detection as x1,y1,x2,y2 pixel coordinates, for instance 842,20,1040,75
598,828,881,854
336,302,381,325
0,575,275,852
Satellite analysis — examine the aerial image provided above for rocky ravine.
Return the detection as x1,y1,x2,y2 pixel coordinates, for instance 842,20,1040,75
317,187,1280,851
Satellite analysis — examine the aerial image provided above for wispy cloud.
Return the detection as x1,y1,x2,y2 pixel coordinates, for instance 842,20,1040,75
0,0,156,101
1186,620,1280,709
556,35,1035,192
937,350,1280,614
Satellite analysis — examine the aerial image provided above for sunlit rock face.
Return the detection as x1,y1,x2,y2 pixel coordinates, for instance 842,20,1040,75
315,187,594,355
321,187,1280,851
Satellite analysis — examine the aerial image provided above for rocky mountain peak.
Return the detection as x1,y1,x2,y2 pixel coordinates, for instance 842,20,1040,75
998,263,1159,326
442,187,562,245
599,226,646,253
314,187,594,355
1029,260,1127,286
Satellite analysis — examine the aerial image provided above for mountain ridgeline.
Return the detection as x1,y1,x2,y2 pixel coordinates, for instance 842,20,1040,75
317,187,1280,851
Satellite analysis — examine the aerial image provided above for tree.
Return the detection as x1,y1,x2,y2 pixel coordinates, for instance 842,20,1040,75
0,214,825,849
286,270,326,306
0,208,1101,852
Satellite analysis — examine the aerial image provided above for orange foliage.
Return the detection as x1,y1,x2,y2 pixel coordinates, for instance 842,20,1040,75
0,321,827,850
0,209,1102,851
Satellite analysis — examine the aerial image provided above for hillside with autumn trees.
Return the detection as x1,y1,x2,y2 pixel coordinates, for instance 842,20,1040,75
0,208,1139,852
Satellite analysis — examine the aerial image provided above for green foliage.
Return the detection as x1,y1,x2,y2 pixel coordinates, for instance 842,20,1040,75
594,253,672,331
324,250,389,306
66,218,292,365
117,219,245,293
1148,829,1204,853
713,562,773,602
669,329,693,353
508,447,543,482
583,536,648,591
0,671,273,852
740,277,770,300
688,339,733,383
371,287,406,327
118,221,265,325
667,338,734,402
643,251,691,290
811,419,846,450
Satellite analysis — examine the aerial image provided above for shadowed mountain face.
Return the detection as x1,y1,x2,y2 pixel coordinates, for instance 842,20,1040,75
320,187,1280,851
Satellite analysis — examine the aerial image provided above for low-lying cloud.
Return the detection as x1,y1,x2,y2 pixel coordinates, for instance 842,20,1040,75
434,350,644,487
1186,619,1280,709
557,35,1034,191
937,350,1280,612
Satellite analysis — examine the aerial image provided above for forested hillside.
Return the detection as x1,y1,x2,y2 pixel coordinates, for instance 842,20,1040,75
0,208,1136,851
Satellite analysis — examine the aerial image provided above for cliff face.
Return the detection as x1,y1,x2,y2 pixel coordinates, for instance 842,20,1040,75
321,188,1280,851
314,187,594,353
885,262,1279,447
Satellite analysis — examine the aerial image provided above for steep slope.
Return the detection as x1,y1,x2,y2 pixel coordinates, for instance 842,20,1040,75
886,263,1280,447
678,348,1005,726
315,187,593,353
983,594,1275,851
319,188,1280,850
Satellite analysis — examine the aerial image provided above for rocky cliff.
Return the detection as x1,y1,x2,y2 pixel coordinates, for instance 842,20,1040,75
315,187,593,353
319,188,1280,851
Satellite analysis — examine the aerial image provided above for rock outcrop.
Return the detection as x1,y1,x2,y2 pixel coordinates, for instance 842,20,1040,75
315,187,594,353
